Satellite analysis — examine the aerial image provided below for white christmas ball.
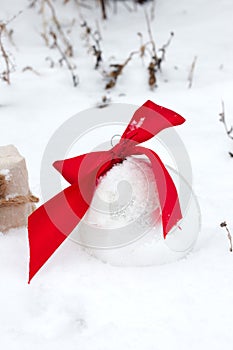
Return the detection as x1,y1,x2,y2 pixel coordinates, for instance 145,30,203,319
71,157,200,266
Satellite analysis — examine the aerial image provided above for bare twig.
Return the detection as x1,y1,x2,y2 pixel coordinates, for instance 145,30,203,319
81,21,103,69
4,28,16,47
137,32,147,59
219,100,233,140
220,221,233,252
105,50,139,89
188,55,197,89
42,0,73,57
0,7,28,84
159,31,174,68
4,9,23,26
54,1,174,92
145,11,174,89
49,31,78,86
150,0,156,21
22,66,40,76
40,0,49,46
103,17,173,91
145,10,157,59
0,23,13,84
219,101,233,157
99,0,107,20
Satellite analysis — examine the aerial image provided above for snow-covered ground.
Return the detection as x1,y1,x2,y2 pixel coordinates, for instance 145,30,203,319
1,0,233,349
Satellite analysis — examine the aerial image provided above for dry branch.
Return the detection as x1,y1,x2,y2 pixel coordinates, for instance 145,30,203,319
105,50,139,89
49,31,79,86
22,66,40,76
145,12,174,89
0,23,13,84
99,0,107,20
81,21,103,69
40,0,73,57
219,101,233,157
188,55,197,89
220,221,233,252
219,101,233,140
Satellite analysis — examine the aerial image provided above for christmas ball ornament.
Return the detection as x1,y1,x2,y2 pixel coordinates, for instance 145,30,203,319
28,100,201,282
76,156,200,266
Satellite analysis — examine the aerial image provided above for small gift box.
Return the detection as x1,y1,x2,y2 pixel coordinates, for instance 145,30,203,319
0,145,38,233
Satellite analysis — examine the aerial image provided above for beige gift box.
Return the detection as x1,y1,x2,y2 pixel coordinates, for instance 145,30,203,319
0,145,38,233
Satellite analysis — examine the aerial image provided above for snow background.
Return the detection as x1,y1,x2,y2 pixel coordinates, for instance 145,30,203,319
1,0,233,349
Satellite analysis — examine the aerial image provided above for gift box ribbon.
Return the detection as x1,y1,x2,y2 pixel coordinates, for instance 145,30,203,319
28,100,185,282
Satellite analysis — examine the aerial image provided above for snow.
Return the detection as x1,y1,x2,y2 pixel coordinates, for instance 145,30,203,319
86,157,159,228
0,169,11,181
1,0,233,349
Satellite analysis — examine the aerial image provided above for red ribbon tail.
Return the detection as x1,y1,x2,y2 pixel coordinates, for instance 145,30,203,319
28,204,67,283
28,182,95,283
131,146,182,238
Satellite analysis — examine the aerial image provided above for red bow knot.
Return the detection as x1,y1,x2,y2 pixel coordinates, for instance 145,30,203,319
28,100,185,283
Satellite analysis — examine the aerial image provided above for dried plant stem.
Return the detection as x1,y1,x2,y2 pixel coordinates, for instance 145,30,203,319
220,222,233,252
0,8,26,84
145,10,157,59
81,21,103,69
0,23,11,84
22,66,40,76
188,55,197,89
105,50,139,89
40,0,49,46
159,31,174,64
219,100,233,140
50,31,78,87
150,0,156,21
44,0,73,56
99,0,107,20
145,11,174,88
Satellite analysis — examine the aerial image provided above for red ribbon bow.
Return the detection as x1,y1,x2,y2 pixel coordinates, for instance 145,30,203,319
28,100,185,283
